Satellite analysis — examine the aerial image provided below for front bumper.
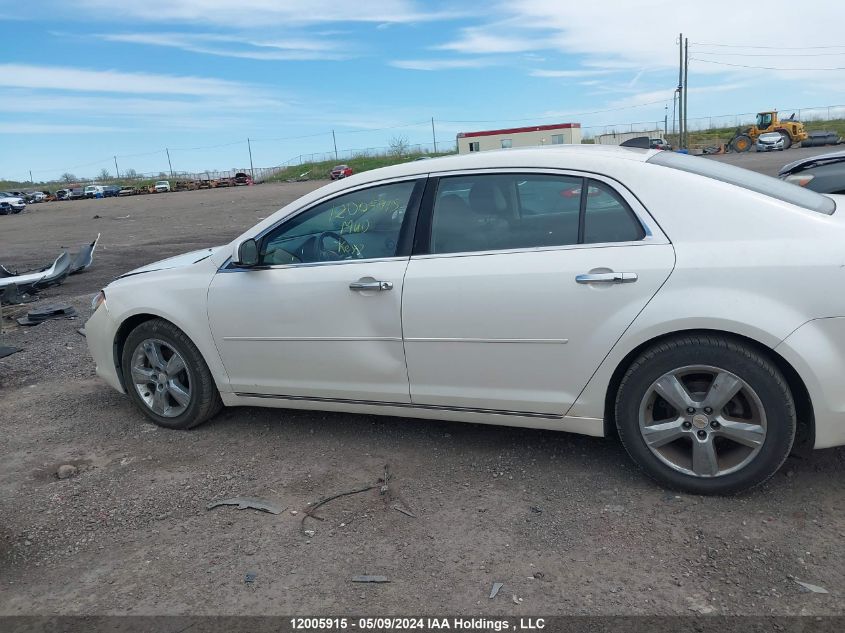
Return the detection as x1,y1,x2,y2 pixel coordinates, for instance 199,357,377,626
85,302,125,394
776,317,845,448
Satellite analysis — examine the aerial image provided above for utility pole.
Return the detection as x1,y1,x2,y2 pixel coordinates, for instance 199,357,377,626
683,36,689,149
677,32,684,149
29,170,33,183
165,148,174,178
332,130,338,160
247,138,255,179
113,156,120,179
431,117,437,153
664,104,668,137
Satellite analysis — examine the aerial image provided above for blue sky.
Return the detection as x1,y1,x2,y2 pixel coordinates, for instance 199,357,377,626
1,0,844,182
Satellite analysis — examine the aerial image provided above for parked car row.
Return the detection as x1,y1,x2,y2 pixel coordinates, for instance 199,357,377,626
0,191,27,214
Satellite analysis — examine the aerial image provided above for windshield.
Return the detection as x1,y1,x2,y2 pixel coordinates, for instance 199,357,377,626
648,151,836,215
156,181,168,185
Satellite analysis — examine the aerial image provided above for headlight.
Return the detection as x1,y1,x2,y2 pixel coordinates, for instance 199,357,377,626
91,290,106,312
784,174,815,187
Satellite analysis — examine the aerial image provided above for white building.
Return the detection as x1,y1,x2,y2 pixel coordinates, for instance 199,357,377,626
457,123,582,154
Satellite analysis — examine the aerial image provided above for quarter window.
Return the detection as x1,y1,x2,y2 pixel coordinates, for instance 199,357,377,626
429,174,644,255
259,180,417,265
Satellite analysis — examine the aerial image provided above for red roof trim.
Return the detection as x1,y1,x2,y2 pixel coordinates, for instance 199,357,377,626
459,123,580,138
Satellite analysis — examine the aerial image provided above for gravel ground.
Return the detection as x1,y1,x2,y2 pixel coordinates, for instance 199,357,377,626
0,174,843,617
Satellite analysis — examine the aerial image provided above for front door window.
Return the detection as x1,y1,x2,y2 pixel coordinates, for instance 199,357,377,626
259,180,418,265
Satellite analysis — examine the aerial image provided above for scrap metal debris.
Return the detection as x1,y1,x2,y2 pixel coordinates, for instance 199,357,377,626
206,497,284,515
0,234,99,292
300,464,392,533
0,284,38,306
794,580,829,594
0,345,21,359
68,234,100,275
489,582,503,599
351,575,389,583
392,505,416,518
16,304,78,327
244,571,257,585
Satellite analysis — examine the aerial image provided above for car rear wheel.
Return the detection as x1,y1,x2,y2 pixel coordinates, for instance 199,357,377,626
615,334,795,495
121,318,222,429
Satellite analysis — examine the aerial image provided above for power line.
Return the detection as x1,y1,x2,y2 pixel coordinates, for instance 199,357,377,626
693,50,845,57
691,58,845,71
691,42,845,50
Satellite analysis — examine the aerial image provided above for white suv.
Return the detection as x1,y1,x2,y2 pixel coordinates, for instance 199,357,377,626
154,180,171,193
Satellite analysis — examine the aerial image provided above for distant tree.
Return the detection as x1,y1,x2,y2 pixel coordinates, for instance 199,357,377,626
124,168,137,179
389,135,410,157
61,172,76,183
97,168,111,181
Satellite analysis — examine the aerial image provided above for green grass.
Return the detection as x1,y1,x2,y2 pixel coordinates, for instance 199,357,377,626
265,151,456,183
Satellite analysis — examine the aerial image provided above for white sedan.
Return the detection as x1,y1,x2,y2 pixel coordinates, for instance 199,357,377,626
86,145,845,494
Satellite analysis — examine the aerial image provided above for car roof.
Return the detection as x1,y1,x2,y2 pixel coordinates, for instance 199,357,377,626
339,145,656,185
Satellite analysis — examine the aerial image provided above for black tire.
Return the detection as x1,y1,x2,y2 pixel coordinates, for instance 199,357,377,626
778,130,793,150
121,318,222,429
615,334,796,495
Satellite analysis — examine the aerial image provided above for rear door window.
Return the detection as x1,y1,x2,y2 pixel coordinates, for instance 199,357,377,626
428,173,645,255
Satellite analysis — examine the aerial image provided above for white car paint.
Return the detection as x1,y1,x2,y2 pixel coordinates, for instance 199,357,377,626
0,193,26,210
154,180,171,192
86,145,845,453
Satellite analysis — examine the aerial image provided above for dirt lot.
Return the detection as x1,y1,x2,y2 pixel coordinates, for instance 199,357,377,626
1,175,843,618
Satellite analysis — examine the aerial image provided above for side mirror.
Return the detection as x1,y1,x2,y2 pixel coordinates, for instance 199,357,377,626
234,238,260,267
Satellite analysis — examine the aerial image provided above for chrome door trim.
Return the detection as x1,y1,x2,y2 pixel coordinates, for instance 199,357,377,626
233,392,564,419
405,337,568,344
222,336,403,342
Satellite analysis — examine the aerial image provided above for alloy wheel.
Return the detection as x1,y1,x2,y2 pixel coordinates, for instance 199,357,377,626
638,365,767,478
130,338,192,418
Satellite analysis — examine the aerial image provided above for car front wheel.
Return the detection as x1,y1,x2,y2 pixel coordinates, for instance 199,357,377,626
615,334,795,494
121,318,222,429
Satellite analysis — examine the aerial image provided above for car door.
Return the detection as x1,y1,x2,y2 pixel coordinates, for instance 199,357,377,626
401,170,675,415
207,178,425,403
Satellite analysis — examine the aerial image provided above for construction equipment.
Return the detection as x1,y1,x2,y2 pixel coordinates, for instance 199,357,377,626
729,110,808,153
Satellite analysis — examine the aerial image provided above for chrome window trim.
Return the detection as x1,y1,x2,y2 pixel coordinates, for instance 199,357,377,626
423,167,666,257
220,255,409,273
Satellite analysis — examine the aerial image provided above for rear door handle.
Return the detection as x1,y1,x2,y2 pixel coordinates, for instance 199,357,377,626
349,279,393,291
575,272,638,284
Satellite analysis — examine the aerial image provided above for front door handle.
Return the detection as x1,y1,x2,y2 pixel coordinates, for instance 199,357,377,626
349,279,393,291
575,272,638,284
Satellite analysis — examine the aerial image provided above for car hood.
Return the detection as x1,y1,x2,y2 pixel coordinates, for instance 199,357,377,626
118,246,225,279
0,196,23,204
780,150,845,176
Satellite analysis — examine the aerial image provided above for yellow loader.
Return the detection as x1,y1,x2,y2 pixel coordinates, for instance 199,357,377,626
729,111,807,152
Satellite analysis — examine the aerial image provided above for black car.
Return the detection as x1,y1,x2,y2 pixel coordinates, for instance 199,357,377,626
103,185,121,197
0,201,12,215
779,150,845,194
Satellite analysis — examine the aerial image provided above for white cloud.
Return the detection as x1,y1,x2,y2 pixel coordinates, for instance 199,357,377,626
0,63,251,96
530,69,616,78
77,0,460,27
389,58,492,71
97,32,349,61
434,1,845,82
0,123,122,134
